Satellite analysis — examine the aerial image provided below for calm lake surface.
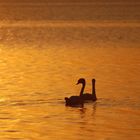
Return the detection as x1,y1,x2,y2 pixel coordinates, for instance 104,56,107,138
0,1,140,140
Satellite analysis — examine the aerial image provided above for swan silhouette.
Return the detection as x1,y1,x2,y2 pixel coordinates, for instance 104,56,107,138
65,78,97,106
65,79,85,107
77,78,97,101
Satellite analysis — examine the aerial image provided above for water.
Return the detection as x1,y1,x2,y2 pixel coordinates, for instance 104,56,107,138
0,0,140,21
0,1,140,140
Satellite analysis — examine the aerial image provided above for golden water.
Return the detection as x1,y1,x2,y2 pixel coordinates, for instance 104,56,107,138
0,41,140,140
0,1,140,139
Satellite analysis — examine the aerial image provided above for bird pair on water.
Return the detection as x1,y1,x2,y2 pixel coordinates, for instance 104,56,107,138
65,78,97,107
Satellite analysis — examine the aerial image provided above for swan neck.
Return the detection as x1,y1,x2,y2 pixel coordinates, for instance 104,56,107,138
92,80,96,95
80,82,85,96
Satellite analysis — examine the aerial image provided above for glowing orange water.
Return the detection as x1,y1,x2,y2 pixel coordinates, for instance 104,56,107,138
0,42,140,140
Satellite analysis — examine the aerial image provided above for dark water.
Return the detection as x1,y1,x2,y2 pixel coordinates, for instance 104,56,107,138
0,1,140,140
0,0,140,20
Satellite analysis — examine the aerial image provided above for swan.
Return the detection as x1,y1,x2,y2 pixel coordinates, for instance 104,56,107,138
77,78,97,101
64,78,97,106
65,79,85,107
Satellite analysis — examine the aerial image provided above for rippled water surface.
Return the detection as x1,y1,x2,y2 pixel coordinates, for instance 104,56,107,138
0,26,140,139
0,1,140,139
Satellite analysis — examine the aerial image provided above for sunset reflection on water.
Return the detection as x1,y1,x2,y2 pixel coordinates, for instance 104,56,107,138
0,0,140,139
0,42,140,139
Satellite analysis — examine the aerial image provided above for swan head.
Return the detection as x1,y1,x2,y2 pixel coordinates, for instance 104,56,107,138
76,78,85,85
92,79,96,83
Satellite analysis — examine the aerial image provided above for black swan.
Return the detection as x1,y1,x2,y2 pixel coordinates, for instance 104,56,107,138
65,78,97,106
65,79,85,107
77,78,97,101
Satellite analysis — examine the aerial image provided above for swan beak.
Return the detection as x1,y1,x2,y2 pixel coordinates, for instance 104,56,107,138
76,82,79,85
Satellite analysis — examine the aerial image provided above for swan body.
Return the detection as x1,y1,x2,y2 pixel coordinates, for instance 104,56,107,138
81,93,96,101
65,96,84,107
